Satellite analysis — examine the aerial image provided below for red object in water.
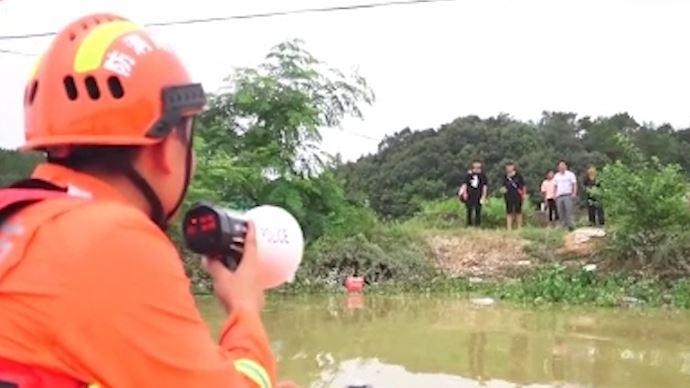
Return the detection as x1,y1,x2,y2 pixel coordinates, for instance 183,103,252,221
346,293,365,309
345,276,365,293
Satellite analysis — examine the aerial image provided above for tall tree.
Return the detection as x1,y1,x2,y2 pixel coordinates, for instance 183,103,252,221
188,39,374,240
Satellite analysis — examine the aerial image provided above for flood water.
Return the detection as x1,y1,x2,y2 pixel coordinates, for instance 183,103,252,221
197,294,690,387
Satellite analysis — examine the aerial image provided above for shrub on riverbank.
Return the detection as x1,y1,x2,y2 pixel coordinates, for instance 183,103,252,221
489,265,690,308
294,223,437,291
599,139,690,276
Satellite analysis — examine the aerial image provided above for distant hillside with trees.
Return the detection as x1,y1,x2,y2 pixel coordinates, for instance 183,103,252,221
338,112,690,218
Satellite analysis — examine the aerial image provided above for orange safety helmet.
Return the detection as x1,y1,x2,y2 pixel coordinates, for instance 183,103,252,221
21,13,206,229
22,13,206,151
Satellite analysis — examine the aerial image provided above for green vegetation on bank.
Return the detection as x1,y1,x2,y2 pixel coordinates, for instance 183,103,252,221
2,40,690,307
345,266,690,309
599,136,690,275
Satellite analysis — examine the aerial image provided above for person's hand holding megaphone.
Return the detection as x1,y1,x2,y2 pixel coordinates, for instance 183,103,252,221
184,202,305,313
202,221,265,314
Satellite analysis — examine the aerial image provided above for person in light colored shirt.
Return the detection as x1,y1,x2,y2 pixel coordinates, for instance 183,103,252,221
540,170,558,226
553,160,578,231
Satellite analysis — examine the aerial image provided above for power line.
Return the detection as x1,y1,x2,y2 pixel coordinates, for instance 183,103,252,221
344,131,380,142
146,0,456,27
0,47,36,56
0,0,457,41
326,127,381,142
0,1,434,145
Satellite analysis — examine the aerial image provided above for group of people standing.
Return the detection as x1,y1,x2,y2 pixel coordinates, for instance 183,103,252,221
458,160,605,231
540,163,605,230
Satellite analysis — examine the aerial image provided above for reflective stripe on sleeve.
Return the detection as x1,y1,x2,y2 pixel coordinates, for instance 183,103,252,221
234,358,271,388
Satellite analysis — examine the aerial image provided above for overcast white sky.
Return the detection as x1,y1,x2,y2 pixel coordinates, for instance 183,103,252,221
1,0,690,160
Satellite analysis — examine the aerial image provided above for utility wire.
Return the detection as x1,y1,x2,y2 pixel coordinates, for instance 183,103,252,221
0,47,36,56
0,0,457,41
145,0,456,27
0,0,427,143
325,127,381,142
344,131,380,142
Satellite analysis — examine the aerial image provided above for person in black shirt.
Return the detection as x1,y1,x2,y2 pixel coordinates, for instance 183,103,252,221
502,162,526,230
583,165,605,226
458,160,488,226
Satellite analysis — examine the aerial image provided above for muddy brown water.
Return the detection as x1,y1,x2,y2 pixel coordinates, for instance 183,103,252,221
197,294,690,387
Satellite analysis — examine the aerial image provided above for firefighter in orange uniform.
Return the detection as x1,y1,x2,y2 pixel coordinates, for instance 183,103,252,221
0,13,281,388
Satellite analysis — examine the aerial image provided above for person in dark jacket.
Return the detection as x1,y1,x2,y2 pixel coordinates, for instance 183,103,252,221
583,165,605,226
458,160,489,226
502,162,526,230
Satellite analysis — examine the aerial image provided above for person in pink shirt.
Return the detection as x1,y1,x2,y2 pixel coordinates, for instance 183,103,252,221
540,170,559,226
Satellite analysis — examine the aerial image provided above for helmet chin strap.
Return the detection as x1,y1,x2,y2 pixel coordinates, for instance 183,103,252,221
124,127,194,232
166,127,194,224
126,84,204,231
123,165,167,230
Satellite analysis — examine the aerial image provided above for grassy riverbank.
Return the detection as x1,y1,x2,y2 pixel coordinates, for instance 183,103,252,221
347,266,690,309
185,195,690,310
279,265,690,309
269,223,690,309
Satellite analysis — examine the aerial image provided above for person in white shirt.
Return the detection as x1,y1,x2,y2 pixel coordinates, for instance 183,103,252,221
553,160,578,231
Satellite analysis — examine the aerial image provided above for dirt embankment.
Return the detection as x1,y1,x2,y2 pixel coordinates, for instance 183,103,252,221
561,227,606,256
428,228,605,279
429,232,530,278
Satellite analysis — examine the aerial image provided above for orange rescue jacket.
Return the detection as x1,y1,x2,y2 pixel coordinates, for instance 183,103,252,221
0,163,276,388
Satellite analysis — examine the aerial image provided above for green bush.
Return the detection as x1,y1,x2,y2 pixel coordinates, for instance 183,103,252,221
600,159,690,272
0,149,43,186
323,203,379,240
294,223,436,290
482,196,506,228
495,265,601,304
413,197,465,229
491,265,680,307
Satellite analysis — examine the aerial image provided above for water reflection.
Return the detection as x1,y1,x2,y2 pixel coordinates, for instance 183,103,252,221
468,331,487,383
508,334,528,384
197,294,690,387
314,358,554,388
346,293,365,310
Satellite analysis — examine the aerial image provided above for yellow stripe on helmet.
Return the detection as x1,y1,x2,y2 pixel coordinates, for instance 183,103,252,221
29,54,43,79
73,20,140,73
234,358,271,388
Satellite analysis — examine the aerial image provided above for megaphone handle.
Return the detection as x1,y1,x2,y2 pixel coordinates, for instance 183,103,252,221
208,253,239,271
222,255,239,271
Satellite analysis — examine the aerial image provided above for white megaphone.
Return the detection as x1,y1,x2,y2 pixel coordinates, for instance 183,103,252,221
182,203,304,289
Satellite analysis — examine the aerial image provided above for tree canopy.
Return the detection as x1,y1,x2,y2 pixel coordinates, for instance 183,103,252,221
188,39,374,241
340,112,690,218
